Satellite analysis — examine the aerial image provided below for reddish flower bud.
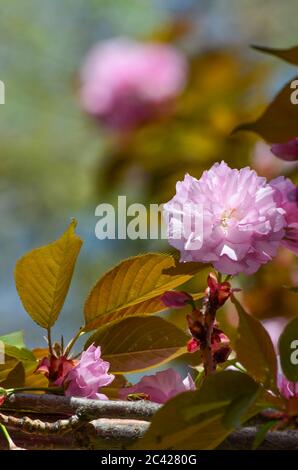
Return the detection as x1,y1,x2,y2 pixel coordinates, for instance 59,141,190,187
213,345,231,364
206,272,232,308
187,338,200,353
0,388,7,406
186,312,206,342
36,355,76,386
161,290,194,308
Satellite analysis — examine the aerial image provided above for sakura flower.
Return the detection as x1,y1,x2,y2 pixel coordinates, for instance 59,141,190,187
64,344,114,400
119,369,195,404
163,161,287,275
271,138,298,162
36,355,75,386
80,38,187,131
270,176,298,254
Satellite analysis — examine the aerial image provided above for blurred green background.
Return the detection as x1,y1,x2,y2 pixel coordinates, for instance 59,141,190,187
0,0,297,347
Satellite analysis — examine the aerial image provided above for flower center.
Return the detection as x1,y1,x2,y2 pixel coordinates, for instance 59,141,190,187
221,208,237,228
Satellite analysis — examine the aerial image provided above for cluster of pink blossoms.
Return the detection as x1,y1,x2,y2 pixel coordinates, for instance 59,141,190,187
80,38,187,131
164,161,298,275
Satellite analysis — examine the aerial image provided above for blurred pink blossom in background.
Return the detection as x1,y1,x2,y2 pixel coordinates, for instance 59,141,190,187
80,38,187,131
163,161,289,275
271,138,298,162
64,344,114,400
119,368,195,404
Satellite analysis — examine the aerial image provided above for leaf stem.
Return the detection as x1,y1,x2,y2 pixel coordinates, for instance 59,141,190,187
47,328,53,355
63,327,84,358
7,386,63,396
0,423,14,449
201,302,216,376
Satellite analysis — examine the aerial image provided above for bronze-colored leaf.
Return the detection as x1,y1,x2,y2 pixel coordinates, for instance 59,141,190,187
252,45,298,66
231,296,277,388
84,253,207,331
85,316,188,373
15,219,83,328
233,77,298,143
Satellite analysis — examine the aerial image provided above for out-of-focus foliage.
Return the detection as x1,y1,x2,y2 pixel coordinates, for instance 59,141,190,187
252,45,298,66
99,49,268,203
235,76,298,143
235,44,298,142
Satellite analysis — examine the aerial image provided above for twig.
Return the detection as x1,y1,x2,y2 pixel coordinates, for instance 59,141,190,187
0,412,81,435
3,393,160,420
201,302,216,375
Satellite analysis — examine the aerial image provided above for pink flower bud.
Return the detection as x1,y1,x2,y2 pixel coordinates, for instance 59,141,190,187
271,138,298,162
161,290,193,308
187,338,200,353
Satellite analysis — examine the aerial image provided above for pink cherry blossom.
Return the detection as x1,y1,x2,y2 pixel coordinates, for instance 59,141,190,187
80,38,187,131
163,161,287,275
119,369,195,404
64,344,114,400
271,138,298,162
270,176,298,254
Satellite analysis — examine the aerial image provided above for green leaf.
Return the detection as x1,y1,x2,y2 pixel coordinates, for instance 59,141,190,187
0,357,18,384
252,45,298,66
84,253,208,331
15,219,83,329
278,317,298,382
85,316,188,373
222,387,260,429
231,296,277,388
132,371,259,450
0,331,25,349
252,420,277,450
0,331,35,362
0,345,36,363
0,362,25,388
233,77,298,143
